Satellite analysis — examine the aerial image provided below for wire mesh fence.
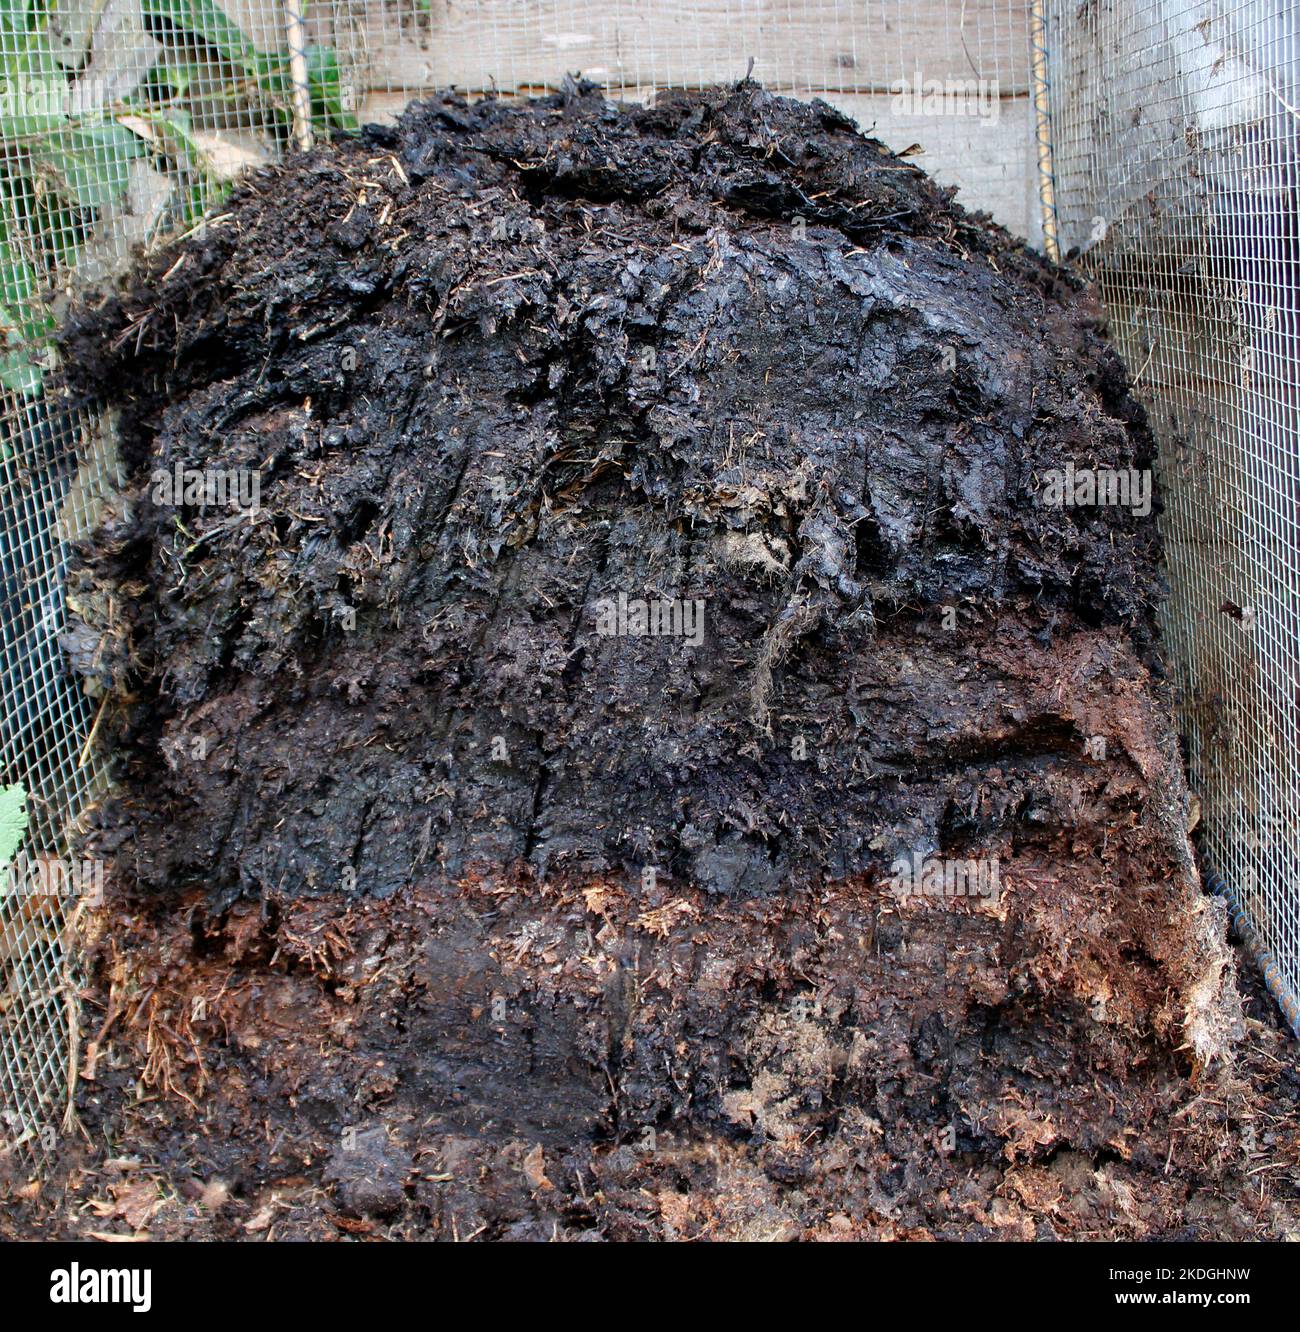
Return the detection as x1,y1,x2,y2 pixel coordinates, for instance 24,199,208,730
1044,0,1300,1033
7,0,376,1162
0,0,1035,1164
6,0,1295,1165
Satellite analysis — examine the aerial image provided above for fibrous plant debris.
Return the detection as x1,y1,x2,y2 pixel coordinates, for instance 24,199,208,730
20,82,1299,1241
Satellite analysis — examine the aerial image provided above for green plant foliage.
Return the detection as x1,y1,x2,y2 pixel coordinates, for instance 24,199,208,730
142,0,259,73
0,783,28,867
0,0,356,397
0,229,51,393
31,121,145,208
306,43,358,133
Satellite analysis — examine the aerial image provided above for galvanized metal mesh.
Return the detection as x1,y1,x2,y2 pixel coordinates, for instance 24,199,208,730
1043,0,1300,1032
0,0,1040,1160
39,0,1300,1167
0,0,368,1159
0,392,105,1154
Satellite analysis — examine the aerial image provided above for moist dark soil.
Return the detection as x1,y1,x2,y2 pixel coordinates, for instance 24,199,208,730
8,83,1297,1240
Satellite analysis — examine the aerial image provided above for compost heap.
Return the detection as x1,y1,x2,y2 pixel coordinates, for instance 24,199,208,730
49,83,1272,1240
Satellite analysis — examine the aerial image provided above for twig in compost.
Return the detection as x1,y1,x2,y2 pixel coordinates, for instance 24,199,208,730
77,694,109,769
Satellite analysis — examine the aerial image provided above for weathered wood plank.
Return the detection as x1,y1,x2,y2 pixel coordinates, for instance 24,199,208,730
335,0,1031,98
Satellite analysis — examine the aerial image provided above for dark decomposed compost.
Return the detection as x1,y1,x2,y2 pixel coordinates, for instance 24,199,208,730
15,82,1297,1241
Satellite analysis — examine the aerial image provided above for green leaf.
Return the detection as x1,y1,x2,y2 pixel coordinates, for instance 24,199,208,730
0,46,74,137
306,45,356,131
0,106,68,140
0,346,43,394
145,57,212,100
34,194,86,271
257,46,356,132
178,175,224,228
141,0,261,74
32,121,145,209
0,784,28,867
0,241,39,322
0,0,33,38
131,104,204,166
0,227,53,393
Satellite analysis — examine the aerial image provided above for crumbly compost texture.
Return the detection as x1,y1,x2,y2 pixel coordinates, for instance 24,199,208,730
26,84,1289,1242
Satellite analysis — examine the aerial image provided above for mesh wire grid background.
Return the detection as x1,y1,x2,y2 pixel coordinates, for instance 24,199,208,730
18,0,1293,1161
1045,0,1300,1030
0,0,1039,1161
